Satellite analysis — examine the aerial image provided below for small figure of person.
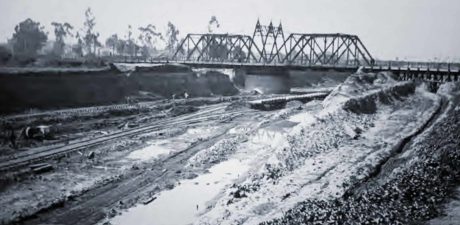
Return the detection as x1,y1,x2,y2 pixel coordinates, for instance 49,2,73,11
1,122,7,146
6,124,16,149
172,93,177,108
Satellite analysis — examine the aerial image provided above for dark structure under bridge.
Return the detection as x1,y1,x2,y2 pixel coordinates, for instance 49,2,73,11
118,20,459,93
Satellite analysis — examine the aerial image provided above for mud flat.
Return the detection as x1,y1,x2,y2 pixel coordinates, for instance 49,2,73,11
101,99,322,225
0,94,320,225
0,102,236,224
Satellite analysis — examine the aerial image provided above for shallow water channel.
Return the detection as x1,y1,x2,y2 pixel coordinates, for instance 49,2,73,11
111,159,250,225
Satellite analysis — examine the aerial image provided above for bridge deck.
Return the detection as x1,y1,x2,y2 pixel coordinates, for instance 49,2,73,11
118,60,460,75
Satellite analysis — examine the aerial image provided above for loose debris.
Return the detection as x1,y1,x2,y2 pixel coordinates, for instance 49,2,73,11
262,86,460,225
30,163,54,174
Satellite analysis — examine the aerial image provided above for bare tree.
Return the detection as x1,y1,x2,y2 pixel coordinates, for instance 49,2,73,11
165,22,179,54
51,22,73,57
126,25,135,57
138,24,162,58
72,32,84,57
83,8,101,56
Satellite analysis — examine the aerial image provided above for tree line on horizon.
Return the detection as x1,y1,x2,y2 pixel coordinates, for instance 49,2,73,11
0,7,222,65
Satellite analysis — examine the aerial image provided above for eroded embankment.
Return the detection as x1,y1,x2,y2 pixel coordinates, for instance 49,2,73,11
263,81,460,225
289,70,348,88
0,67,130,114
188,72,441,225
0,64,240,114
129,64,239,97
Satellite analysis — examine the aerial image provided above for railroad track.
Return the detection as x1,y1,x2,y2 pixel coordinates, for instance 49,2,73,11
2,96,243,121
2,100,162,120
0,104,254,172
3,104,229,160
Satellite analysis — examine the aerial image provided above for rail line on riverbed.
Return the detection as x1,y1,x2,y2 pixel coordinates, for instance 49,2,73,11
0,104,255,172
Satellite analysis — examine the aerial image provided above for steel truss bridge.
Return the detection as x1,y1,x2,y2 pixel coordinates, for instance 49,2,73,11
119,20,459,83
172,20,374,67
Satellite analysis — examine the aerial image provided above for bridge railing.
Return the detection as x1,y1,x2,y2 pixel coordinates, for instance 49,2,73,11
374,60,460,72
109,56,460,74
164,56,371,67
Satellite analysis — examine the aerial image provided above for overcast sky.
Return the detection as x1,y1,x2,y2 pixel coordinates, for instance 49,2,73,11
0,0,459,61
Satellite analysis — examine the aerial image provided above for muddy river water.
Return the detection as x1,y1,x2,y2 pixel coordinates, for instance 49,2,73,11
111,159,250,225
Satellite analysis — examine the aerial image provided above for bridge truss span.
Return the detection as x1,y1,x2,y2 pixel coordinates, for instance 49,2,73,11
172,33,260,63
275,33,374,66
172,21,375,67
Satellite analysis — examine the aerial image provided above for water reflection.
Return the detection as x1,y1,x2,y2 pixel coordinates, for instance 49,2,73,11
111,159,249,225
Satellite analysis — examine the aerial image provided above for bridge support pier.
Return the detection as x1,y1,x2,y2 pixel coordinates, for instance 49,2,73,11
239,68,291,94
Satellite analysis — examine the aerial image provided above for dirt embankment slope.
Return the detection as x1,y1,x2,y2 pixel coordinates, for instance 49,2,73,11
0,64,240,114
189,71,441,225
262,80,460,225
0,67,130,114
129,65,239,97
289,70,348,88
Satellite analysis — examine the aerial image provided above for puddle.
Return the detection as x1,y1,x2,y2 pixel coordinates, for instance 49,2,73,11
110,159,250,225
127,126,220,161
127,140,181,161
288,111,316,123
183,127,218,137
